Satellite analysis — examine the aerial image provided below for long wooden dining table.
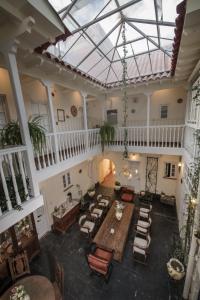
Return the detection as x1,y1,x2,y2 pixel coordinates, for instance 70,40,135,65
93,201,134,262
1,275,55,300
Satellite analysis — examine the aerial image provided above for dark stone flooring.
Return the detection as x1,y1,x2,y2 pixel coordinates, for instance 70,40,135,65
30,186,182,300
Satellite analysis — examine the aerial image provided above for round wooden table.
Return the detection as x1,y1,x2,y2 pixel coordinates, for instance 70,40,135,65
1,275,55,300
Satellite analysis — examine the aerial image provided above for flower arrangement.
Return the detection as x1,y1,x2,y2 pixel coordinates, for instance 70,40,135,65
10,285,30,300
16,218,31,238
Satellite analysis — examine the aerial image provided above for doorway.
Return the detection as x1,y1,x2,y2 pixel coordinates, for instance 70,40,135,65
99,159,116,188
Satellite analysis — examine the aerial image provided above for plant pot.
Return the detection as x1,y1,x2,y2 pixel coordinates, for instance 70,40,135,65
114,185,121,191
167,258,185,280
88,190,95,197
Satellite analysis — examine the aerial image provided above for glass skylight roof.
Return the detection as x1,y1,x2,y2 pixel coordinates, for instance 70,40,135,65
47,0,182,87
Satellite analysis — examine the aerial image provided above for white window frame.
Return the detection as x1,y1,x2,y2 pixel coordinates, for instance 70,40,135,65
164,162,177,179
160,104,168,119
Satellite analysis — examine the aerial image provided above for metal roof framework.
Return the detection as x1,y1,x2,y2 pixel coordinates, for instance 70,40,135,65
47,0,181,87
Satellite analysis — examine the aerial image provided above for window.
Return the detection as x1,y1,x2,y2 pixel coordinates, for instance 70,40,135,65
107,109,117,125
31,102,50,132
160,105,168,119
0,95,8,130
164,163,176,178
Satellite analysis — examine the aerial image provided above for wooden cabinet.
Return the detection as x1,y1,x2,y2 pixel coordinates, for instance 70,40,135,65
0,213,40,280
53,203,80,234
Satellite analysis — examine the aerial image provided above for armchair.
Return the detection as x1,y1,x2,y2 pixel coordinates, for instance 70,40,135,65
89,203,104,219
133,234,151,264
137,217,152,229
86,243,114,282
97,194,110,208
79,215,96,238
120,187,135,203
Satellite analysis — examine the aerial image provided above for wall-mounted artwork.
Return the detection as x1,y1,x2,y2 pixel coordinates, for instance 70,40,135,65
71,105,78,117
57,109,65,122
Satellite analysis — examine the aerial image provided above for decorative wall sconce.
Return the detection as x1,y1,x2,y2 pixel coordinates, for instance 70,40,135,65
178,158,182,173
190,197,197,208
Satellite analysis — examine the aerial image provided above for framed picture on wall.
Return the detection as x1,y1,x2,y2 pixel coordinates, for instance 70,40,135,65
57,109,65,122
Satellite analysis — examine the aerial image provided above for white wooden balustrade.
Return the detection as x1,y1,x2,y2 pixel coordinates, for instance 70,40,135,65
35,129,101,170
34,125,185,171
112,125,184,148
0,146,30,216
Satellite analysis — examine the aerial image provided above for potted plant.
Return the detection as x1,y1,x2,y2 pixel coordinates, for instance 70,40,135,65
0,116,46,152
88,185,95,197
167,258,185,280
114,181,121,191
99,122,115,152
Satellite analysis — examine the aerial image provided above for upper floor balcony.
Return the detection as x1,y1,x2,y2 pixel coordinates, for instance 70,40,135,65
33,124,185,180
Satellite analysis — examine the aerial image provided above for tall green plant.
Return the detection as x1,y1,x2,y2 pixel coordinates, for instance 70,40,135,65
99,122,115,152
0,116,46,153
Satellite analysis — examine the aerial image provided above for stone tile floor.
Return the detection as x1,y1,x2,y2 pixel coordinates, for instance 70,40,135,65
30,186,183,300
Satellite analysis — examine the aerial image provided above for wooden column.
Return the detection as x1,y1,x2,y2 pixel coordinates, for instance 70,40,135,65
81,91,89,150
42,80,59,163
3,49,40,197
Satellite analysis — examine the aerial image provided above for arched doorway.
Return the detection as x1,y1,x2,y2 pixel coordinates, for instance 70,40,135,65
99,158,116,188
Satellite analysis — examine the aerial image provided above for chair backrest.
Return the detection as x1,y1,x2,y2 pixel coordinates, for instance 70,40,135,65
79,215,86,226
8,251,30,281
97,194,102,201
54,259,64,299
89,203,95,212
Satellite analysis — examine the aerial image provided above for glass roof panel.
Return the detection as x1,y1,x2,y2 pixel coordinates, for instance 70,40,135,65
159,26,175,40
162,0,182,22
132,39,149,55
48,0,71,12
122,0,156,20
46,0,181,86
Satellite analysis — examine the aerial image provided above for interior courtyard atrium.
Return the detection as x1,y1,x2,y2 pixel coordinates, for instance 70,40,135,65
0,0,200,299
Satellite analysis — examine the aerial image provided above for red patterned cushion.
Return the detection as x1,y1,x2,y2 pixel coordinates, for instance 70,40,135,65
121,193,133,202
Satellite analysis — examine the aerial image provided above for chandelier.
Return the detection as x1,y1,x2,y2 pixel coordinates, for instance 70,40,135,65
122,21,128,159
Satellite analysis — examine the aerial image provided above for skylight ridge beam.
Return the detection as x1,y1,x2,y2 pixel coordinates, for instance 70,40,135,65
154,0,161,48
130,43,141,77
126,21,171,58
147,40,153,74
126,18,175,27
60,0,113,60
95,65,110,81
105,23,122,84
68,13,111,64
76,20,122,68
113,48,159,63
117,37,144,48
70,0,142,35
87,47,115,74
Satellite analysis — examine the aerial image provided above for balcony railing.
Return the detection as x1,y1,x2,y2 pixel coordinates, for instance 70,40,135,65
113,125,184,148
0,146,30,216
33,125,185,171
35,129,100,170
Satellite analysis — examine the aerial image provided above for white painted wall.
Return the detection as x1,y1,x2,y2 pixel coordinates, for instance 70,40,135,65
21,78,84,131
0,68,17,120
95,152,180,195
39,160,94,224
105,87,186,126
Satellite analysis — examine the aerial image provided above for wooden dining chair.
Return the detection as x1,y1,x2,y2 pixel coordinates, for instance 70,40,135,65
53,259,64,300
8,251,30,281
